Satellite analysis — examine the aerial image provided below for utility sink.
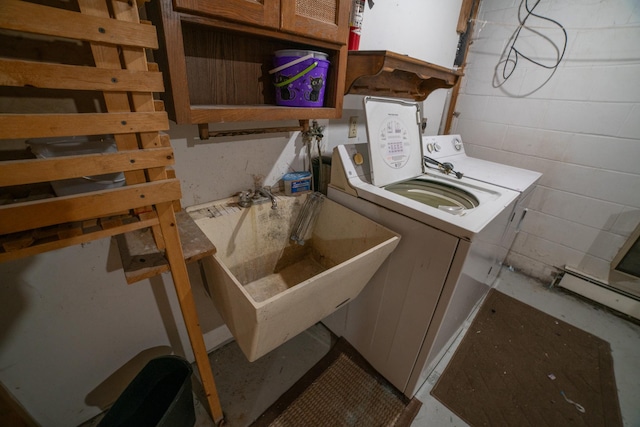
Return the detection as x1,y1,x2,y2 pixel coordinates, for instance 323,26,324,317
187,193,399,361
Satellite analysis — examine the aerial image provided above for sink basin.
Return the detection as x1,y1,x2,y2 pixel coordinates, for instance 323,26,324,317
187,193,399,361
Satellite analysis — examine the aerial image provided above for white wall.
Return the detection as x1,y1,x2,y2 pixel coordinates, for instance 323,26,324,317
359,0,462,67
452,0,640,287
331,0,463,142
0,240,226,426
0,2,464,425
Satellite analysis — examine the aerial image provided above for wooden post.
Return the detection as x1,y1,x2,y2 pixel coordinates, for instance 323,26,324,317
156,202,224,422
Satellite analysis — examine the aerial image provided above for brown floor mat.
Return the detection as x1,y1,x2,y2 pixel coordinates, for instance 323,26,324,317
431,289,622,426
251,337,421,427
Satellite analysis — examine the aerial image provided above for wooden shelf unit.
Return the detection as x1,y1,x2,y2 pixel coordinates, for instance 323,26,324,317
344,50,462,101
0,0,223,424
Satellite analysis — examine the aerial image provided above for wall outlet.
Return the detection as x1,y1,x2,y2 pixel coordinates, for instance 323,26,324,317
348,116,358,138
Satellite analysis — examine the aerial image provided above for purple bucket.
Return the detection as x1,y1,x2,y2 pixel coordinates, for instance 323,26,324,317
272,50,330,107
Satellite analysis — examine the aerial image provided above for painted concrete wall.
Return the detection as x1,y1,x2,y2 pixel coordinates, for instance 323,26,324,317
451,0,640,286
0,1,463,426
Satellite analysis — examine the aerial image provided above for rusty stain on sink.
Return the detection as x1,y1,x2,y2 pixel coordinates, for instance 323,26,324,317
235,240,339,303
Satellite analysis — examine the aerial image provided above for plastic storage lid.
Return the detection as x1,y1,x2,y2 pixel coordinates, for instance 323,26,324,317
27,135,116,158
283,171,312,180
274,49,328,60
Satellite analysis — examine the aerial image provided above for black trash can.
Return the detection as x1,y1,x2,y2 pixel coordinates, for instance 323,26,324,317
98,355,195,427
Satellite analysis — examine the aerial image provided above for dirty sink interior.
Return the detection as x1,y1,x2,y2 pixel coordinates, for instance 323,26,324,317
187,193,399,361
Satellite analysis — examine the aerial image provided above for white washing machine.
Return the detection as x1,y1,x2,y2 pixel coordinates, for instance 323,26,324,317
323,97,541,398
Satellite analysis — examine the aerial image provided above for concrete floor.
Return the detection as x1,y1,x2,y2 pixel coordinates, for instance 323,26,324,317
196,268,640,427
83,268,640,426
198,324,335,426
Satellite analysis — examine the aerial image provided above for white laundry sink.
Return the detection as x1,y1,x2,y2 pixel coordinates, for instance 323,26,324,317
187,193,399,361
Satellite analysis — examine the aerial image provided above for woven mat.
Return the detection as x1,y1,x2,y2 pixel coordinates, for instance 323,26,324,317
431,289,622,426
251,338,421,427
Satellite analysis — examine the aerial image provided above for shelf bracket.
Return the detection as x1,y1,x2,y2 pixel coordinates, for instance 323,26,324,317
345,50,461,102
198,120,310,140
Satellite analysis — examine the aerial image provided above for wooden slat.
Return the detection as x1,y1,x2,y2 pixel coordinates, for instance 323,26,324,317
78,0,152,186
0,112,169,139
155,201,224,423
111,0,171,247
79,0,168,249
0,216,159,263
0,58,164,92
0,0,158,49
0,147,175,187
445,0,480,134
0,179,181,235
110,1,162,148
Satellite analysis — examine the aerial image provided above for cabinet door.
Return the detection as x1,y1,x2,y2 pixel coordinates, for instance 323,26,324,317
173,0,280,29
281,0,351,44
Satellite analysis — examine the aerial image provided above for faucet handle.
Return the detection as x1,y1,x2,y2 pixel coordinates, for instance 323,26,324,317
238,190,253,207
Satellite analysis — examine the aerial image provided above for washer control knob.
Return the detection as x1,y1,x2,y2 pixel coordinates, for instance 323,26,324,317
433,142,441,152
353,152,364,165
452,137,463,151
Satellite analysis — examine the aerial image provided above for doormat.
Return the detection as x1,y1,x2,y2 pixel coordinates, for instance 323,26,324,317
431,289,622,426
250,337,422,427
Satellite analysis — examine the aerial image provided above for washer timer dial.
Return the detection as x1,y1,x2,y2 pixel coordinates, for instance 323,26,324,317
377,117,411,169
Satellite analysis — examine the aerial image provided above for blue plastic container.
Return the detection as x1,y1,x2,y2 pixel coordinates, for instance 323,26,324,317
283,171,312,195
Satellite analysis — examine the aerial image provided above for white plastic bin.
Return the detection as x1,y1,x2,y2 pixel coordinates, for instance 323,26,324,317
27,135,125,196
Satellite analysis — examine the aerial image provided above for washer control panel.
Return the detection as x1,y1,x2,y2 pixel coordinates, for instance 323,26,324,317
375,116,412,169
425,141,441,153
423,135,466,160
363,97,423,187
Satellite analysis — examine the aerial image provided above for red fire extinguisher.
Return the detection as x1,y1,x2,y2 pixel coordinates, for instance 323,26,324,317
348,0,365,50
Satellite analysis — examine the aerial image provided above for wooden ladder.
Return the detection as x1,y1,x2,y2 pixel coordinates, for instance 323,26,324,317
0,0,224,423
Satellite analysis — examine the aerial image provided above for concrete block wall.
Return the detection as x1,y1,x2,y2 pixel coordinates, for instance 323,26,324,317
452,0,640,285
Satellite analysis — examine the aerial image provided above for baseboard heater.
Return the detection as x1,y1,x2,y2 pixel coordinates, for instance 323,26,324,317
555,267,640,321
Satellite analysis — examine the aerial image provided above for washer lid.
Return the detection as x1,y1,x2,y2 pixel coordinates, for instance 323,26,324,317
364,97,423,187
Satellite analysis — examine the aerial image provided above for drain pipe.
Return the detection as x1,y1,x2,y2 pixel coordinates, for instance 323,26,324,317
302,120,325,190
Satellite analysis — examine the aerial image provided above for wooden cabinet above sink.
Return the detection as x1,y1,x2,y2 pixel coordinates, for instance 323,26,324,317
172,0,350,44
344,50,462,101
146,0,350,125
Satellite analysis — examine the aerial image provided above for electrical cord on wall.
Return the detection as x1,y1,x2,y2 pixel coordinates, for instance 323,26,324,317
502,0,567,81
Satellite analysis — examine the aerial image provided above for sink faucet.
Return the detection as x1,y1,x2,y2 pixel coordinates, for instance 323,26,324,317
257,186,278,209
237,187,278,209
